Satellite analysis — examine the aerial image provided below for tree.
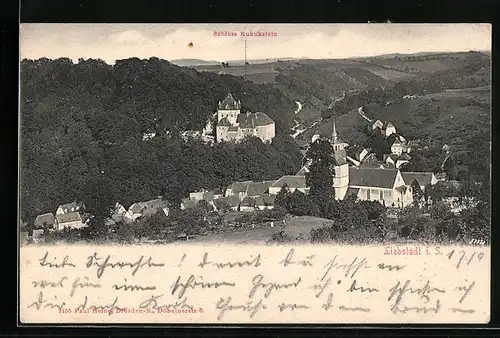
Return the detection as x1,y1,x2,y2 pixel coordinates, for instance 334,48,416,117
411,179,424,202
305,139,336,204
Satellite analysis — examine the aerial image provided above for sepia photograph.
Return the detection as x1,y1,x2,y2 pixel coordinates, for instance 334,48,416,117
18,23,491,324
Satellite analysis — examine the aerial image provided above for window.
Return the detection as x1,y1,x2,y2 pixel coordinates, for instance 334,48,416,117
380,190,383,200
366,189,371,199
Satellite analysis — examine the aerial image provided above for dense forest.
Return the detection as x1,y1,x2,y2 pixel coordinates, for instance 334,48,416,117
20,57,300,224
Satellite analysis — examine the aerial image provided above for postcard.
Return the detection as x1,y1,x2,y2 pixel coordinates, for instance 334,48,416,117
19,23,491,324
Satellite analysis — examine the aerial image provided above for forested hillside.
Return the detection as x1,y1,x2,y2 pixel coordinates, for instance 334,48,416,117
20,57,300,224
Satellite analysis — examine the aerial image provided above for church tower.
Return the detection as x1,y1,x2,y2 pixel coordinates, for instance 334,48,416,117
331,119,349,200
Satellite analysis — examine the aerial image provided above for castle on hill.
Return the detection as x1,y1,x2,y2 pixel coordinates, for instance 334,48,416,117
215,93,275,143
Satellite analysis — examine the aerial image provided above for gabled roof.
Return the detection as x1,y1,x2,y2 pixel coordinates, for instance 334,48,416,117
34,213,55,227
217,117,232,127
218,93,241,110
270,175,307,189
240,197,257,208
246,181,275,196
296,165,310,176
399,153,412,160
359,153,382,168
57,202,83,213
401,172,435,186
349,168,400,189
217,195,241,207
392,138,402,146
144,198,169,210
129,202,146,214
228,181,253,194
355,147,370,160
257,194,276,206
56,212,82,223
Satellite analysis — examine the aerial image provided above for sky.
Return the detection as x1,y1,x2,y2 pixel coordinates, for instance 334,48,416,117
20,24,491,64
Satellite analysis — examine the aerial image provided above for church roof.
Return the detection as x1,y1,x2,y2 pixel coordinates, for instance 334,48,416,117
218,93,241,110
349,168,399,189
218,117,232,127
238,112,274,128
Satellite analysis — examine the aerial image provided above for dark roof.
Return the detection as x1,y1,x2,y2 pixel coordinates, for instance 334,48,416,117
349,168,399,189
246,181,275,196
181,198,197,209
218,117,232,127
229,181,253,194
238,112,274,128
218,195,241,207
399,153,412,160
359,153,382,168
34,213,55,227
402,172,435,186
333,149,348,166
56,212,82,223
255,194,276,206
218,93,241,110
240,197,257,208
270,175,307,189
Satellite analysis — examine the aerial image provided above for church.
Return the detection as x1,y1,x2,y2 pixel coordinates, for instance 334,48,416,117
215,93,276,143
293,120,414,208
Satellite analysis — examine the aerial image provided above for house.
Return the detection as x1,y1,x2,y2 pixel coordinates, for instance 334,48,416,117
359,153,383,168
382,122,397,137
240,197,257,212
34,213,55,230
246,181,276,197
296,165,310,176
391,139,404,155
356,148,371,162
396,153,411,168
55,212,85,231
401,172,438,191
128,202,146,221
347,168,413,208
181,198,198,210
269,175,309,195
56,202,83,215
143,199,169,217
225,181,253,199
256,194,276,210
372,120,384,130
214,195,241,211
189,189,215,202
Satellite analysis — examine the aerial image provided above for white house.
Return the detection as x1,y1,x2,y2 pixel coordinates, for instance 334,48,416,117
372,120,384,130
391,139,404,155
55,212,85,231
347,168,413,208
382,122,397,137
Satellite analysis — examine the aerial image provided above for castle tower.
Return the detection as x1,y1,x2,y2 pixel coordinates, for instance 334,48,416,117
217,93,241,125
331,119,349,200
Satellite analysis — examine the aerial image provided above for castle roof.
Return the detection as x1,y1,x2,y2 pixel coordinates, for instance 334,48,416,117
217,117,232,127
349,168,400,189
218,93,241,110
238,112,274,128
